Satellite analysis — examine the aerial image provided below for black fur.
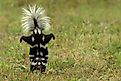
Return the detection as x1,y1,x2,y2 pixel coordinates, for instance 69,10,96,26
20,33,55,73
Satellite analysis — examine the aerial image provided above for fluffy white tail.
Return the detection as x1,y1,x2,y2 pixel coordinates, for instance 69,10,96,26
21,5,50,33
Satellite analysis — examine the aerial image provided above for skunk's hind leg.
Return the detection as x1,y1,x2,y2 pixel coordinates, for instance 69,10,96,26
40,64,46,73
30,65,36,72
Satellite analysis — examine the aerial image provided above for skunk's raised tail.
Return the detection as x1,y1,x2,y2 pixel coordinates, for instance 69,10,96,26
21,5,50,33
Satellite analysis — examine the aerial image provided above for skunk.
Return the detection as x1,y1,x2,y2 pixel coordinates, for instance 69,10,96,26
20,5,55,73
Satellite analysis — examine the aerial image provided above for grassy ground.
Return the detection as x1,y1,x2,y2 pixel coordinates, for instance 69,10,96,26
0,0,121,81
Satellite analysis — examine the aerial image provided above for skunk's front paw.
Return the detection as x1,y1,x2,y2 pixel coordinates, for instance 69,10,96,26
50,33,55,40
20,36,24,43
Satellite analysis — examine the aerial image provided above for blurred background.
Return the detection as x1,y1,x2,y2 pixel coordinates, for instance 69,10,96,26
0,0,121,81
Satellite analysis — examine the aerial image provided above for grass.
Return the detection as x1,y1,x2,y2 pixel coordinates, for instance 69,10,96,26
0,0,121,81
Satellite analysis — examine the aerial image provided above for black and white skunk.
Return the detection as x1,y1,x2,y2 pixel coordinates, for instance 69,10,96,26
20,5,55,73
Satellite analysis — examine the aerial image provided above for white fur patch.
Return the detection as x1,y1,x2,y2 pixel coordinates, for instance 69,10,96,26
40,52,43,56
40,43,48,49
29,55,34,57
36,57,39,60
38,29,41,34
41,58,45,60
31,62,37,65
38,62,41,65
42,36,45,41
37,51,39,55
34,29,37,34
32,36,35,42
45,55,48,57
30,59,33,62
42,62,46,65
30,44,38,48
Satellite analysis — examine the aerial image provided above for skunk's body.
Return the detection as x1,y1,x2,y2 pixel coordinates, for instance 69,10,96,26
20,5,55,73
20,33,55,72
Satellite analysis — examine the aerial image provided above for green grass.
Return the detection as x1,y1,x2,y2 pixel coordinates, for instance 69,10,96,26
0,0,121,81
